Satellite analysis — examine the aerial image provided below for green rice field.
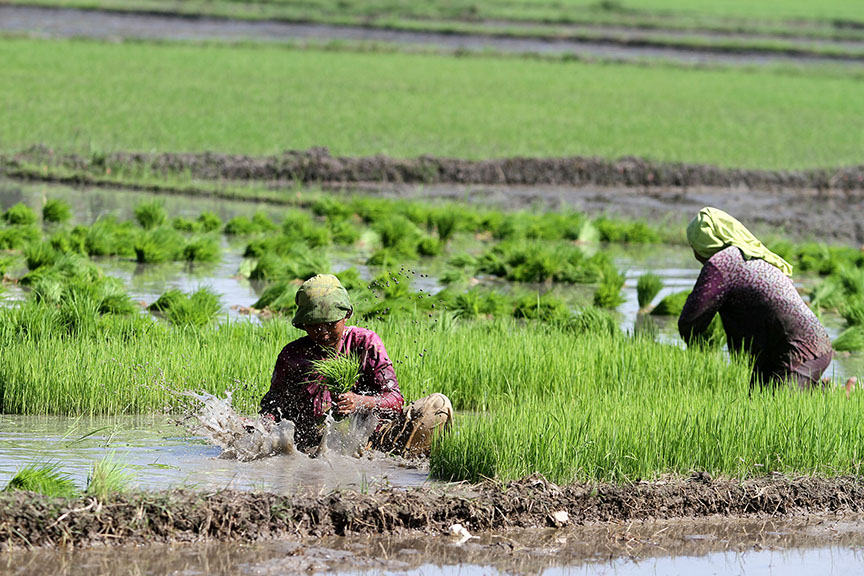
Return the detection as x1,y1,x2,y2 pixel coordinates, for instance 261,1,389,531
2,37,864,168
1,187,863,485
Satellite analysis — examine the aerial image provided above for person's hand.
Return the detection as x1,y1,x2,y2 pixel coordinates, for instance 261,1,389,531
336,392,376,415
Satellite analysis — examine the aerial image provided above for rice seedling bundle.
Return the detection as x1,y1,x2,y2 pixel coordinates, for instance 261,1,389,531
4,463,79,497
651,290,691,316
86,457,134,498
834,326,864,352
197,211,222,232
593,267,626,309
310,352,362,398
636,273,663,309
2,203,37,226
42,198,72,224
134,200,167,230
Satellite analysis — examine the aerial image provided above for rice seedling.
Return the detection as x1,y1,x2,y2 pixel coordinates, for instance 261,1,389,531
281,210,331,247
134,227,183,263
165,287,223,328
842,296,864,327
171,216,201,233
430,209,459,244
809,277,845,313
310,351,362,397
0,224,40,249
512,292,570,322
253,280,300,313
651,290,691,316
374,216,423,257
636,273,663,309
86,456,134,499
595,217,661,244
149,289,185,311
24,241,58,271
4,462,79,497
49,228,88,255
197,211,222,232
42,198,72,223
417,237,443,257
2,203,38,226
834,326,864,352
564,306,620,337
224,216,259,235
593,267,626,309
134,200,167,230
182,235,221,263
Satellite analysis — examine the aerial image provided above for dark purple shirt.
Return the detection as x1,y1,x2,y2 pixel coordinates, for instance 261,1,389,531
260,325,403,448
679,247,833,375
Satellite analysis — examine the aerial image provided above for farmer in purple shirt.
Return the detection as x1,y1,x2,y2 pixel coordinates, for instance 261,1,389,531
260,274,452,455
678,207,848,391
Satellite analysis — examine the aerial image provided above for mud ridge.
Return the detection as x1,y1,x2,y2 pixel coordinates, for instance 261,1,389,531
5,147,864,191
4,474,864,548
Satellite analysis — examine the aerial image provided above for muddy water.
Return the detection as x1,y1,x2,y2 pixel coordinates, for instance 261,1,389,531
0,414,427,494
1,5,861,68
4,515,864,574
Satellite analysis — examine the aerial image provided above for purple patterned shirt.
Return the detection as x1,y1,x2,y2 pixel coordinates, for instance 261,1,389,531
260,326,403,447
679,247,833,375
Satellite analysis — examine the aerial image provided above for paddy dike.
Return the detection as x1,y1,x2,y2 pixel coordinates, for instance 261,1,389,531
6,148,864,244
4,474,864,548
2,4,864,67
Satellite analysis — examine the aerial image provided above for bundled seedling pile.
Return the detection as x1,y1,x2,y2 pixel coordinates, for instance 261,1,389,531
310,352,362,400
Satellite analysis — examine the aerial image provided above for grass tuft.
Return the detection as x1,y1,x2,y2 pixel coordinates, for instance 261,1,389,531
42,199,72,224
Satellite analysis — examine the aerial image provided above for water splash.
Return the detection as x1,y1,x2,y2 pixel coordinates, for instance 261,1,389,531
314,411,380,458
184,390,380,461
183,390,297,462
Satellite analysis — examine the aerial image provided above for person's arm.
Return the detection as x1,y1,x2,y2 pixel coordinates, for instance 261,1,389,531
679,262,727,344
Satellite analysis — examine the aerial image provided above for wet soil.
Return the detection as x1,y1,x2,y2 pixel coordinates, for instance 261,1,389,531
4,474,864,548
5,514,864,574
2,4,863,67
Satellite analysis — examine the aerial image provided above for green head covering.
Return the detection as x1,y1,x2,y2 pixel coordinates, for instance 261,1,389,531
686,207,793,277
292,274,353,327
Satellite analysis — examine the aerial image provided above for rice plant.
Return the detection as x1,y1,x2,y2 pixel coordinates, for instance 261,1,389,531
310,351,362,397
834,326,864,352
182,235,221,263
42,198,72,223
2,203,38,226
636,273,663,309
197,211,222,232
4,462,79,497
165,288,223,328
651,290,691,316
134,200,167,230
86,456,134,498
134,227,183,263
593,267,626,309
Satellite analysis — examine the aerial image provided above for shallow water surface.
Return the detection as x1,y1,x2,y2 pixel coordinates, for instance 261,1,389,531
0,415,428,494
4,516,864,575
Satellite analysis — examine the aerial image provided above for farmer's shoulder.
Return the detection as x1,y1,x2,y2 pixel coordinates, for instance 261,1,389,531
343,325,385,349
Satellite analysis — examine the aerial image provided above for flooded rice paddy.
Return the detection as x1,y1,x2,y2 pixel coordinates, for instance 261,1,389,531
3,179,864,574
2,179,860,379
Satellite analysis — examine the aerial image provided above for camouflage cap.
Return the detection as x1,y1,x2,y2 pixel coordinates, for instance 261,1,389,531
292,274,353,327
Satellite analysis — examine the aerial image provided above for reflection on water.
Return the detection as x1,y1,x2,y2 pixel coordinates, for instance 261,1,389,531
0,414,428,494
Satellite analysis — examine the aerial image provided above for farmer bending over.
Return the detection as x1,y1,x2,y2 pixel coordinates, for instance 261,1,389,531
678,207,851,391
260,274,453,456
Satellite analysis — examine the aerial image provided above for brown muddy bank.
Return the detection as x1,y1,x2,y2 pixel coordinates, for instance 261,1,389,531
5,147,864,192
4,474,864,549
